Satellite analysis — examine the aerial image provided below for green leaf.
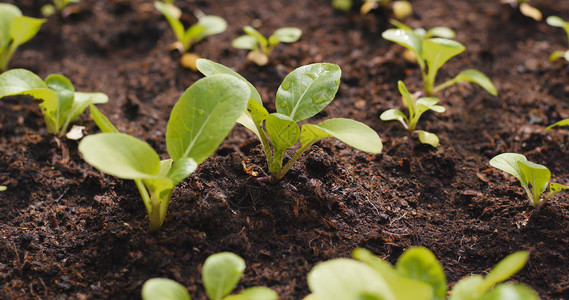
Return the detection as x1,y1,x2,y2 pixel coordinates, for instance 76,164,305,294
352,248,433,300
397,81,415,116
395,247,447,300
89,104,118,133
236,99,269,138
489,153,528,185
167,157,198,186
423,38,465,77
549,50,567,62
78,133,161,180
232,35,258,50
414,97,445,119
300,118,382,153
270,27,302,43
479,283,539,300
223,287,279,300
0,186,6,191
202,252,246,300
9,16,45,47
547,182,569,198
183,24,205,49
546,16,569,29
45,74,75,133
417,130,440,147
449,275,484,300
545,118,569,130
382,29,423,65
154,1,185,44
518,161,550,205
166,74,250,163
425,27,455,39
265,113,300,151
195,15,227,41
380,108,408,129
70,92,108,121
452,69,498,96
276,63,341,122
142,278,192,300
478,251,529,294
307,258,395,300
0,3,22,49
243,26,267,48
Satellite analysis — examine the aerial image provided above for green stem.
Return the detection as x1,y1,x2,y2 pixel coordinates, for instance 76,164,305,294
135,179,152,216
432,78,457,94
273,142,316,181
424,67,437,96
255,122,273,168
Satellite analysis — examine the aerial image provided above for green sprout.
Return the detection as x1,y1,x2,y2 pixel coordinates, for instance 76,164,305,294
306,247,539,300
154,1,227,53
332,0,413,19
382,25,497,97
490,153,569,209
142,252,278,300
0,69,108,136
232,26,302,66
546,118,569,130
501,0,542,21
0,3,45,71
546,16,569,62
381,81,445,148
197,59,382,182
79,75,250,231
41,0,80,17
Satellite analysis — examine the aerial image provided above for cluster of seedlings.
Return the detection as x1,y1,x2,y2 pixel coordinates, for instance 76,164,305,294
1,1,568,299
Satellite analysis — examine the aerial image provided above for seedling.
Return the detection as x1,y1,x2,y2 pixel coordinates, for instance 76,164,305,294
501,0,542,21
306,247,538,300
142,252,278,300
332,0,412,19
154,1,226,69
79,75,249,231
232,26,302,66
0,69,108,136
380,81,445,148
546,16,569,63
546,118,569,130
41,0,80,17
490,153,569,209
382,26,497,96
197,59,382,182
0,3,45,71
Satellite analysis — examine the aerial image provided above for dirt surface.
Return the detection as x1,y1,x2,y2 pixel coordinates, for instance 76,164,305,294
1,0,569,299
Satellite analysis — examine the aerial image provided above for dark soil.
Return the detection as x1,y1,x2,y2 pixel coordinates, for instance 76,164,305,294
1,0,569,299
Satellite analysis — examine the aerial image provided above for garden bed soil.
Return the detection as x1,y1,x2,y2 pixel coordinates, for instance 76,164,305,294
1,0,569,299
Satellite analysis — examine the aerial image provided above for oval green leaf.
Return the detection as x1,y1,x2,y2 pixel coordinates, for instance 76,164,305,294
453,69,498,96
142,278,191,300
479,283,539,300
243,26,267,47
271,27,302,43
265,113,300,152
518,161,550,205
479,251,529,294
489,153,528,185
395,246,447,300
166,74,250,163
202,252,246,300
382,29,423,63
425,27,456,39
546,16,568,28
300,118,382,153
232,35,258,50
545,118,569,130
10,16,45,47
423,38,465,76
417,130,440,148
196,15,227,40
79,133,161,180
224,286,279,300
276,63,341,122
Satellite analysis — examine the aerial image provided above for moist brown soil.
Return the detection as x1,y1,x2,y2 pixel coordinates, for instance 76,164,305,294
1,0,569,299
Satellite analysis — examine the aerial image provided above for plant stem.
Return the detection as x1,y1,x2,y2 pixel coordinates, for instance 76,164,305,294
433,78,457,94
135,179,152,216
274,142,316,181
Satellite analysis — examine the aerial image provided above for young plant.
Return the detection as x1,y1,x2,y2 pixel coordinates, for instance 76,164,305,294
142,252,278,300
380,81,445,148
197,59,382,182
154,1,226,69
0,69,108,136
546,118,569,130
232,26,302,66
306,247,539,300
501,0,542,21
490,153,569,209
41,0,80,17
331,0,412,19
0,3,45,71
546,16,569,62
79,75,250,231
382,26,497,97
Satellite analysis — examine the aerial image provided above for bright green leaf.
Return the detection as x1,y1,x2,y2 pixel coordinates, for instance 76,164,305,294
195,15,227,41
518,161,550,205
224,286,278,300
271,27,302,43
307,258,395,300
243,26,267,48
546,16,569,29
489,153,528,185
415,97,445,118
380,109,408,129
78,133,161,180
202,252,246,300
423,38,465,77
395,247,447,300
167,158,198,186
70,92,108,121
546,118,569,130
89,104,118,133
166,74,250,163
417,130,440,147
154,1,185,45
449,275,484,300
547,182,569,198
142,278,191,300
397,80,415,116
479,283,539,300
300,118,382,153
0,4,22,49
232,35,258,50
265,113,300,151
382,29,423,64
9,16,45,47
425,27,455,39
276,63,341,122
452,69,498,96
478,251,529,294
